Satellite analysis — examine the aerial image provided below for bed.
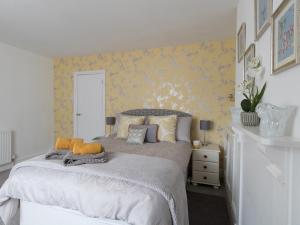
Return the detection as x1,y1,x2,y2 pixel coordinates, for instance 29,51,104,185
0,109,192,225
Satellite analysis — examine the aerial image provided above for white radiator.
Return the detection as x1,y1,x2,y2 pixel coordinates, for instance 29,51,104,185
0,131,12,166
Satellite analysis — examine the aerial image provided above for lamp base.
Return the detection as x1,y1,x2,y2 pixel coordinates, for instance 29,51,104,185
106,125,113,137
202,132,208,146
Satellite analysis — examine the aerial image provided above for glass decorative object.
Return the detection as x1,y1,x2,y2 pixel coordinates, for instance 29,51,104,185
256,103,295,137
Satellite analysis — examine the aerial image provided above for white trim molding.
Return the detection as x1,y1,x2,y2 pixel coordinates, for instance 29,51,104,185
0,150,49,172
0,163,13,173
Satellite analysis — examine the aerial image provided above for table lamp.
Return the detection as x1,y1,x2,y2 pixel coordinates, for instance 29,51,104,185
106,116,116,136
200,120,211,146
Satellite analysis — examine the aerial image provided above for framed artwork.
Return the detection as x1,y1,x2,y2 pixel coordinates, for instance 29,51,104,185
272,0,300,74
237,23,246,62
244,44,256,79
255,0,273,40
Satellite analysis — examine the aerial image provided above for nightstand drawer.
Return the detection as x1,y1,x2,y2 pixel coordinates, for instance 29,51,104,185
193,150,219,162
193,161,219,173
192,171,219,185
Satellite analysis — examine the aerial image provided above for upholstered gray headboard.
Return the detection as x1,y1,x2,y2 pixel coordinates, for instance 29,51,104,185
121,108,192,117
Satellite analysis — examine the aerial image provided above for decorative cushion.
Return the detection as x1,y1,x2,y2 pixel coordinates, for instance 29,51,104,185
148,115,177,143
130,124,159,143
176,116,192,143
127,128,147,145
117,115,145,138
73,143,102,155
55,138,71,150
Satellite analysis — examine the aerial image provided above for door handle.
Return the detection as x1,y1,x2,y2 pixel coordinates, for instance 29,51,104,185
76,113,82,116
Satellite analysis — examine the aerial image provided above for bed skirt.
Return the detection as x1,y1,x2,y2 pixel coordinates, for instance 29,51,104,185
20,201,129,225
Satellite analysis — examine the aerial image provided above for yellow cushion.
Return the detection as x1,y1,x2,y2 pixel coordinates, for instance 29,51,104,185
55,138,71,150
73,143,103,155
148,115,177,143
117,115,145,138
55,137,84,150
70,138,84,149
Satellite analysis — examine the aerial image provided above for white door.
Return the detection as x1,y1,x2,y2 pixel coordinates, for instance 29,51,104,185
74,71,105,141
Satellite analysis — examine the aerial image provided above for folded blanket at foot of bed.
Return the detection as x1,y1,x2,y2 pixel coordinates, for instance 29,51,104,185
63,151,107,166
45,150,69,160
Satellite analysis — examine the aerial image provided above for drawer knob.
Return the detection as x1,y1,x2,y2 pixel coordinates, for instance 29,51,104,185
204,155,208,159
203,176,207,180
203,165,207,169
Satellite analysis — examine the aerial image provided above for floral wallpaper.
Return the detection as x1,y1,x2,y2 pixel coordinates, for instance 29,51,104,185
54,39,235,145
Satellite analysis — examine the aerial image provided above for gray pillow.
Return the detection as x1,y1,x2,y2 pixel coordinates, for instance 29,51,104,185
127,128,147,145
130,124,158,143
176,116,192,143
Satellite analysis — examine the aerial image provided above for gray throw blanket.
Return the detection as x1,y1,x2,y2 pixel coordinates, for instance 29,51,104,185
45,150,69,160
63,151,107,166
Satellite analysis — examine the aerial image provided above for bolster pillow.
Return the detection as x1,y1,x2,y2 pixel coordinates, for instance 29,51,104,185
73,143,103,155
55,138,84,150
55,138,71,150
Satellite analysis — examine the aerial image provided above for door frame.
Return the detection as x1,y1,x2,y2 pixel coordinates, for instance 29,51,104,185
73,70,106,137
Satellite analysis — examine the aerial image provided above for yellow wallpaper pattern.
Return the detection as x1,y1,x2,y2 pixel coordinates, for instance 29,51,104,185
54,39,235,144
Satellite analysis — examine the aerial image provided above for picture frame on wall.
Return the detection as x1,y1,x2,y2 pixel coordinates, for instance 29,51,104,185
272,0,300,74
237,23,246,62
244,44,256,79
255,0,273,40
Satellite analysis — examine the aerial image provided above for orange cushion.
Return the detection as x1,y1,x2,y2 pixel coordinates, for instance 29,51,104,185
55,137,84,150
55,138,71,150
73,143,102,155
70,138,84,149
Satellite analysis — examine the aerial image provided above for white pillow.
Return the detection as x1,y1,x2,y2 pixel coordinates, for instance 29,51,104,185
176,116,192,143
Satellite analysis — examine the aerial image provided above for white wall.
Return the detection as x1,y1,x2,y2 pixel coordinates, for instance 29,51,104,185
0,42,54,164
236,0,300,137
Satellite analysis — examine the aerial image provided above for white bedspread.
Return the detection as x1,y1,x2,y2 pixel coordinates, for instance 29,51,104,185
0,152,189,225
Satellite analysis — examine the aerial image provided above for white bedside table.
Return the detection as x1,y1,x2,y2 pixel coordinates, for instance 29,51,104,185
191,144,220,188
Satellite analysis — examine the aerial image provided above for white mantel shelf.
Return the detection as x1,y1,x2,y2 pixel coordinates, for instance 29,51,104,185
232,124,300,148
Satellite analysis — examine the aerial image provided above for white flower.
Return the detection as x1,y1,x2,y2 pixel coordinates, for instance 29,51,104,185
248,56,261,69
238,78,254,94
246,56,265,79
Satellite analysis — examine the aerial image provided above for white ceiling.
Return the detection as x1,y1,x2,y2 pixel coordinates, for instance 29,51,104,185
0,0,237,57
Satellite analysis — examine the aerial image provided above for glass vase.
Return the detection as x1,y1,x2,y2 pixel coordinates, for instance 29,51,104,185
256,103,295,137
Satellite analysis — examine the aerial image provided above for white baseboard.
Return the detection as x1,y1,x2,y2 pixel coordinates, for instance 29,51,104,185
15,151,47,164
0,163,14,173
0,151,47,172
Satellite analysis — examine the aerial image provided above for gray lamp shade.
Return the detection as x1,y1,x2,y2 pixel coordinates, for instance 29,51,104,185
200,120,211,131
106,117,116,125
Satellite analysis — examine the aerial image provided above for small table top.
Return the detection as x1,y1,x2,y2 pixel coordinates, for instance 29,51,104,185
192,144,220,152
